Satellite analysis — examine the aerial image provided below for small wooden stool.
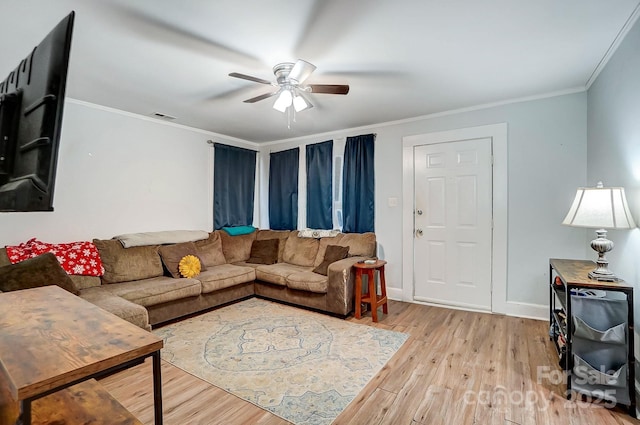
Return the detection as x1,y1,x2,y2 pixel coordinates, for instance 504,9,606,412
353,259,388,322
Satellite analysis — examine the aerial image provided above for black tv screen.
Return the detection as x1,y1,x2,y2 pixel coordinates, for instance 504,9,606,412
0,12,74,212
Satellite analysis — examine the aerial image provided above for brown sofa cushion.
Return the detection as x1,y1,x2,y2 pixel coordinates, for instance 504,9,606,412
106,276,201,307
93,239,163,284
247,239,279,265
197,264,256,293
255,263,310,286
312,245,350,276
338,233,376,257
282,232,319,267
158,242,207,278
0,248,11,267
79,286,150,331
219,230,257,263
0,253,79,295
286,271,328,294
194,232,226,267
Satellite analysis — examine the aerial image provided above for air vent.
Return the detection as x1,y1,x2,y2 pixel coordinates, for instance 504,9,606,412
151,112,177,121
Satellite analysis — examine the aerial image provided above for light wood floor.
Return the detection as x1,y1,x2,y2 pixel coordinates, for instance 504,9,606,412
100,300,639,425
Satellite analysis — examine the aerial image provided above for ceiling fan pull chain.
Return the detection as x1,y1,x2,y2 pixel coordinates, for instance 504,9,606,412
293,101,297,124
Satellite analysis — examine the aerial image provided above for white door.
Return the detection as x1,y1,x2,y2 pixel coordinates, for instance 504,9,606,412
413,138,493,311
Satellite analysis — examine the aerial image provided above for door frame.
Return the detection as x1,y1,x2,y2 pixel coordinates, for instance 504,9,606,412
402,123,508,314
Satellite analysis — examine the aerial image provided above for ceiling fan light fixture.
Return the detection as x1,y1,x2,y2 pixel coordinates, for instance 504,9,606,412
273,89,293,112
293,94,309,112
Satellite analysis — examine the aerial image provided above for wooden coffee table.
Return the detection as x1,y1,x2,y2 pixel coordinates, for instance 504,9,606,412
0,286,163,425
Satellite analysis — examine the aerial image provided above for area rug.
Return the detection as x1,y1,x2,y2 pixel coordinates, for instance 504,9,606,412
154,298,408,425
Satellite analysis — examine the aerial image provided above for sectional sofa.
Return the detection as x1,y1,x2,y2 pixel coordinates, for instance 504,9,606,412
0,229,376,331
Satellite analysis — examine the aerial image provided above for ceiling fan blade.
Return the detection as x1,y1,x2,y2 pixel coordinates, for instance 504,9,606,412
102,3,262,67
229,72,273,85
288,60,316,84
243,91,279,103
308,84,350,95
295,0,374,59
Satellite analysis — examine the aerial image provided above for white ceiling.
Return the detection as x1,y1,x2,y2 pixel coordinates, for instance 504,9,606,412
1,0,639,143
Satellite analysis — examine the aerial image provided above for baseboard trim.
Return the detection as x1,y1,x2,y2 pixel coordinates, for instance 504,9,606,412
387,288,547,320
387,287,403,301
503,301,547,321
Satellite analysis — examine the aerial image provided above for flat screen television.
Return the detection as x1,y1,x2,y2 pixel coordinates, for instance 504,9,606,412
0,11,74,212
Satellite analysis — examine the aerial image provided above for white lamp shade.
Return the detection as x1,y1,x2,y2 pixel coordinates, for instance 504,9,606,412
293,94,309,112
562,182,636,229
273,89,293,112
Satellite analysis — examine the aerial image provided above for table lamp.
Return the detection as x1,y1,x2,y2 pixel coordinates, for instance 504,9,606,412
562,181,636,281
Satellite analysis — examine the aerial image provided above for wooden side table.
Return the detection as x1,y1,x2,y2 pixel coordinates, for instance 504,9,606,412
354,259,388,322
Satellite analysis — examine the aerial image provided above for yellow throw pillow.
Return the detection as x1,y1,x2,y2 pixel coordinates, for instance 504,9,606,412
179,255,201,278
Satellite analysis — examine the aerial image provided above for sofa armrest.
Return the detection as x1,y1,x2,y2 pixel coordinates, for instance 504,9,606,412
325,256,370,315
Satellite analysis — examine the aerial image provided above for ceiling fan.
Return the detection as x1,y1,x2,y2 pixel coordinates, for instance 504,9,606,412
229,59,349,113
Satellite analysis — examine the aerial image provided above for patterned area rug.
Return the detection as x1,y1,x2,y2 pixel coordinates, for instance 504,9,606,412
154,298,408,425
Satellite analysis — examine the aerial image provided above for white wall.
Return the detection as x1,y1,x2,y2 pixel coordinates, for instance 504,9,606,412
261,92,588,314
587,17,640,313
0,100,256,245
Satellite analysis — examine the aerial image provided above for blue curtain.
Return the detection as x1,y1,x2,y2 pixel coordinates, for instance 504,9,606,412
342,134,375,233
269,147,299,230
306,140,333,229
213,143,257,229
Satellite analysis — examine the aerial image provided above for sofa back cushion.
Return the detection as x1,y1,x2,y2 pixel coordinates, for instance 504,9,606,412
282,232,319,267
256,230,290,262
93,239,163,284
219,230,257,263
194,231,226,267
337,232,376,257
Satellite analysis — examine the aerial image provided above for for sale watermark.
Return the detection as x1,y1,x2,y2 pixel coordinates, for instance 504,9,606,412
462,366,618,411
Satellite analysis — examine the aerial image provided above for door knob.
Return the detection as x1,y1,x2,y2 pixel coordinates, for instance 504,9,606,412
416,209,423,215
416,229,423,236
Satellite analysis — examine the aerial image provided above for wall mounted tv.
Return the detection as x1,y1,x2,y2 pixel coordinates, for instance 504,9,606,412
0,11,74,212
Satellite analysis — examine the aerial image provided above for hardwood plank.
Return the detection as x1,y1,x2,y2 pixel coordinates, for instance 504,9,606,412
333,388,396,425
100,300,639,424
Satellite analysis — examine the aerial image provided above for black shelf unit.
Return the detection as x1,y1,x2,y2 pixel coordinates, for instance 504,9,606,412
549,258,635,417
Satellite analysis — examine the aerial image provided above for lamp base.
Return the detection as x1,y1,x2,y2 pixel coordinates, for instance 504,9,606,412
588,268,619,282
588,229,619,282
